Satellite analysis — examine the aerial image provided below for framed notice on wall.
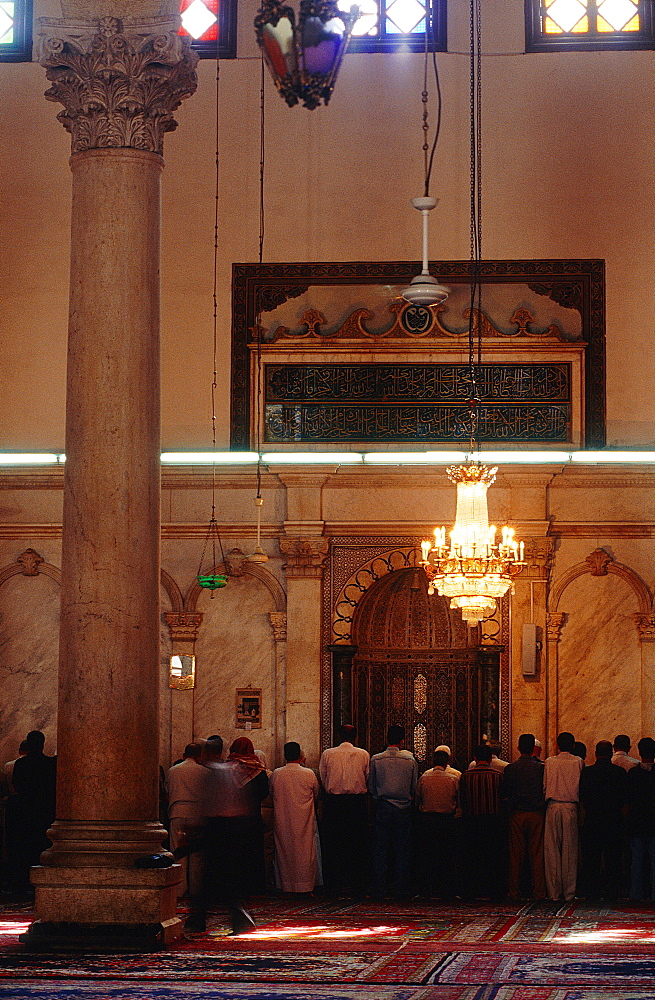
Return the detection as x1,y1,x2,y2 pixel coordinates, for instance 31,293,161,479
236,688,262,730
231,259,605,450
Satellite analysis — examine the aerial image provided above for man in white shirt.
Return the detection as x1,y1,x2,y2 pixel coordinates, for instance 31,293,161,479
319,724,370,894
543,731,584,901
369,724,418,899
468,740,508,772
435,745,462,778
416,749,460,898
612,735,639,772
166,742,208,898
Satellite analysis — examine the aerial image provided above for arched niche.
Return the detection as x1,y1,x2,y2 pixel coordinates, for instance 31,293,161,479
549,548,652,752
184,552,285,614
331,546,420,645
550,547,652,614
188,550,286,766
0,550,61,763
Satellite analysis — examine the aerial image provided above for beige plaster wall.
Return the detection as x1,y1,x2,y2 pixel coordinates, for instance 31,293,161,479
1,1,653,450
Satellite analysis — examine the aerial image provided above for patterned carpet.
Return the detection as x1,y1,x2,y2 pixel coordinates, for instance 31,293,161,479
2,896,655,999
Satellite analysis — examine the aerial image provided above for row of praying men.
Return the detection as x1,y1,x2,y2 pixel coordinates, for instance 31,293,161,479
165,725,655,925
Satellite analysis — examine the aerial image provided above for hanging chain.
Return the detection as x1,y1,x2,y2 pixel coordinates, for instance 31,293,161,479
467,0,482,456
198,36,226,589
421,0,442,198
255,53,266,504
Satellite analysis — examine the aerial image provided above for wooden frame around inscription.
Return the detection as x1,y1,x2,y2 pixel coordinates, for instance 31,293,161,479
236,687,262,730
231,260,605,449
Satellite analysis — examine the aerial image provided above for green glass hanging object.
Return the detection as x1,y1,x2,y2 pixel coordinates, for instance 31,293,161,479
197,573,228,590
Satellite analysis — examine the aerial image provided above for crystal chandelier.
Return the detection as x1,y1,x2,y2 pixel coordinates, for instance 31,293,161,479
255,0,359,110
420,464,525,626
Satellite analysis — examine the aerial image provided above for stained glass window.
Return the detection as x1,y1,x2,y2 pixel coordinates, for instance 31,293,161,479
178,0,236,58
339,0,446,52
527,0,654,49
0,0,32,61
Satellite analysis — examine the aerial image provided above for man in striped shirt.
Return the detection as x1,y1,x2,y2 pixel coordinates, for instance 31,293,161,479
460,743,505,899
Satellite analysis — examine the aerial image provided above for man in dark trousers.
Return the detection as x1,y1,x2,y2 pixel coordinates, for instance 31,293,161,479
460,743,505,900
626,736,655,901
368,724,418,899
11,730,56,895
579,739,627,901
501,733,546,901
319,723,370,896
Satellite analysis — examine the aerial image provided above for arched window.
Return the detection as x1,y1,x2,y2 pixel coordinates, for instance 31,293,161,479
526,0,655,49
0,0,33,61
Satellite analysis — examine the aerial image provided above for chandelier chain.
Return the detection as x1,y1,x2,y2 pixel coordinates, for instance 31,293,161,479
467,0,483,451
256,54,266,501
422,0,442,197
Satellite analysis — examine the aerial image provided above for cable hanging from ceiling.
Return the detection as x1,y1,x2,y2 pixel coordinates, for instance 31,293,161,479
196,29,228,594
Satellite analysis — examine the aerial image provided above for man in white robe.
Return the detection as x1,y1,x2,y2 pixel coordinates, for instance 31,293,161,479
270,742,321,893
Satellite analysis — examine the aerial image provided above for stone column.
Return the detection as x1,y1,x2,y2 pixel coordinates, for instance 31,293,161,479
508,537,552,751
279,538,329,768
165,612,203,760
545,612,566,755
23,16,197,951
634,612,655,737
269,611,288,763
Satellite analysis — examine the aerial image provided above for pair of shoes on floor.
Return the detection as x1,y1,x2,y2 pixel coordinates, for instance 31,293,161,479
231,906,256,935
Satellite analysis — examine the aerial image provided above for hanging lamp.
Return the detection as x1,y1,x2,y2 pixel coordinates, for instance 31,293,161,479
254,0,359,109
402,0,449,308
419,0,525,624
196,24,228,594
248,54,270,565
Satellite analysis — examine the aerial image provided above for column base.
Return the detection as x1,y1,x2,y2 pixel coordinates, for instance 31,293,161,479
24,864,182,951
20,917,182,953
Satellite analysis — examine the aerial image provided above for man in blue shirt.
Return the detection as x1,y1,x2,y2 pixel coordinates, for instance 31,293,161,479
368,724,418,899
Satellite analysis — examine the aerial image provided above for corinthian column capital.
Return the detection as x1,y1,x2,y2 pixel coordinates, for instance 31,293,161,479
280,537,329,579
546,611,566,642
269,611,288,642
164,611,203,643
36,16,198,154
634,612,655,642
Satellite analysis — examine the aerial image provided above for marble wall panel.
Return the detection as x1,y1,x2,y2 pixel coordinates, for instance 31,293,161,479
557,573,642,752
192,574,278,766
0,572,60,764
550,483,655,523
158,586,173,768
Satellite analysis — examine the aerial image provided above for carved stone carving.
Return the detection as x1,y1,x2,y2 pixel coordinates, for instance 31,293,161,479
36,17,198,154
522,538,554,580
546,611,566,642
17,548,45,576
634,612,655,642
269,611,287,642
225,548,248,577
280,537,329,578
266,303,565,343
164,611,203,643
586,547,612,576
